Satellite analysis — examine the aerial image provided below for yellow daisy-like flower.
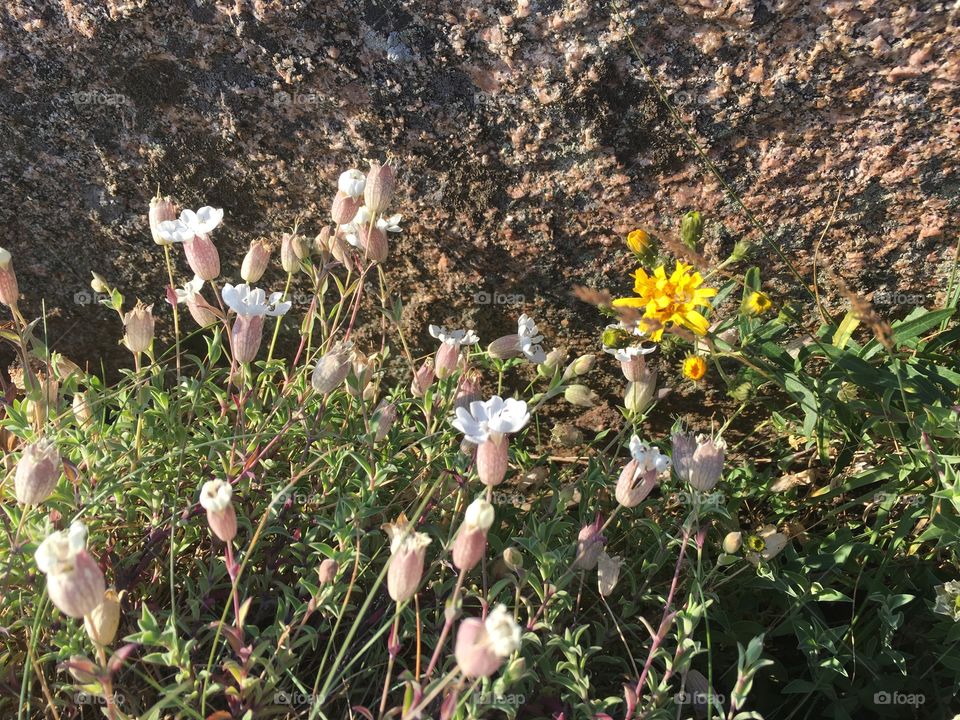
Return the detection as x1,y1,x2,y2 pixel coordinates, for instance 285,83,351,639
612,262,717,341
743,291,772,316
682,354,707,381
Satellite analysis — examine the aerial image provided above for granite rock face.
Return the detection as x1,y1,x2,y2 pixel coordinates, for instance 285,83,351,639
0,0,956,375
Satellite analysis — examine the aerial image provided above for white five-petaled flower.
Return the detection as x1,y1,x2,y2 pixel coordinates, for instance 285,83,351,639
199,479,232,513
517,314,547,363
484,604,522,657
35,521,88,576
605,344,657,362
377,213,403,233
175,276,205,304
338,169,366,199
157,207,224,243
452,396,530,444
221,283,291,317
429,325,479,346
629,436,671,473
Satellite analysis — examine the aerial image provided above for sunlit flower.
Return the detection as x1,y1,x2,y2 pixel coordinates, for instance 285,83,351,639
453,496,495,571
123,302,154,354
518,314,547,363
221,283,291,317
452,396,529,444
15,437,61,506
199,479,236,542
743,291,773,316
616,436,670,507
682,354,708,381
612,262,716,341
157,207,224,243
598,551,623,596
429,325,479,346
934,580,960,621
338,169,365,199
744,525,788,565
455,604,522,678
35,521,105,618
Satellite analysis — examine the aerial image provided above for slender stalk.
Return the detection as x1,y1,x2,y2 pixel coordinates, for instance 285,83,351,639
162,245,182,378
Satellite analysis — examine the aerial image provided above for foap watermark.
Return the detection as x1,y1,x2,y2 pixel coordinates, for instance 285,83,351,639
491,490,524,507
872,491,924,507
74,290,110,306
274,691,320,706
273,91,322,107
75,692,125,707
675,690,726,706
873,291,924,306
472,291,525,306
873,690,924,707
274,489,323,506
69,91,129,107
673,491,725,508
476,692,526,706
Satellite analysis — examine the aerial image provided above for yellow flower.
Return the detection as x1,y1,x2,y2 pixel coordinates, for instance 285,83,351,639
682,354,707,381
743,291,772,316
612,262,716,341
625,229,651,255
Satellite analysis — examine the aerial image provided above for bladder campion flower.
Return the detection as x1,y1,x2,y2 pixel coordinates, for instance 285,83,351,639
682,354,708,382
743,290,773,316
612,262,716,340
672,431,725,491
123,302,155,355
455,604,522,678
382,514,431,602
15,438,61,506
429,325,479,379
176,276,218,328
199,479,237,542
221,283,291,363
487,314,547,363
452,496,495,571
616,435,670,507
452,396,530,486
35,521,106,618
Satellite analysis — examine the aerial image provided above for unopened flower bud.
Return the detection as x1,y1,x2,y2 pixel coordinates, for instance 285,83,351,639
123,302,155,354
454,371,482,410
503,547,524,572
452,497,494,571
564,384,597,407
723,531,742,554
574,523,605,570
199,479,237,542
0,248,19,308
331,190,362,225
15,438,61,506
149,195,178,245
680,210,703,250
281,233,302,274
311,342,352,394
616,460,657,507
562,354,595,380
231,314,264,364
410,360,435,398
364,161,396,215
597,552,622,596
314,226,333,257
90,272,109,294
318,558,339,584
624,367,657,414
487,334,522,360
84,588,121,646
358,225,389,263
73,392,93,427
382,516,431,602
542,347,566,372
434,342,461,379
476,436,509,486
183,234,221,281
241,239,272,283
626,228,651,256
372,400,397,443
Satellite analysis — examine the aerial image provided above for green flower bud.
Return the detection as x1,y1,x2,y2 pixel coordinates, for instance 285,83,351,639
680,210,703,250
